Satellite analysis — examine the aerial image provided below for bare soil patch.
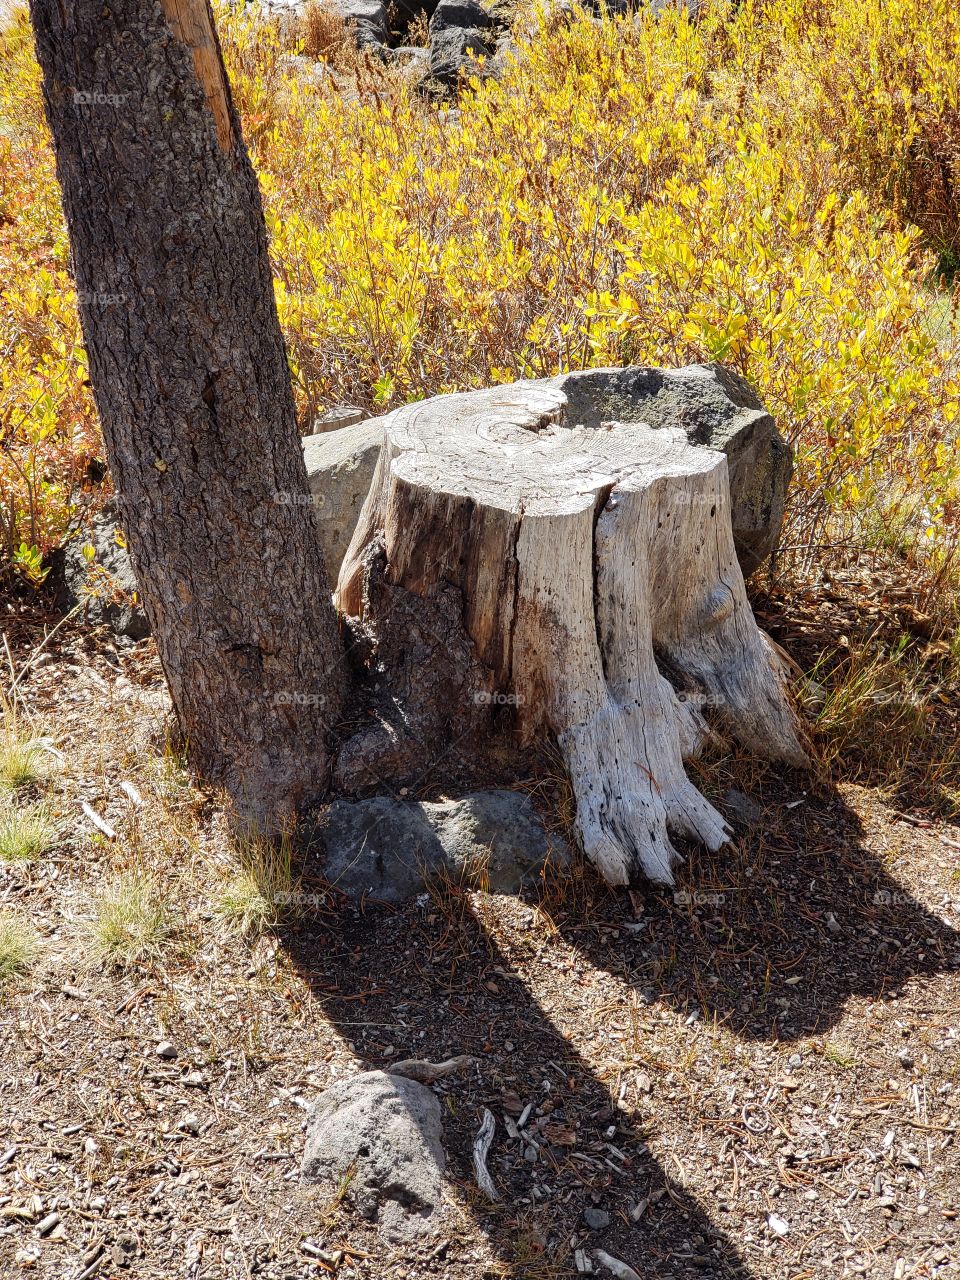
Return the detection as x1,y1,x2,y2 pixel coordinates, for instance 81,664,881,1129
1,576,959,1279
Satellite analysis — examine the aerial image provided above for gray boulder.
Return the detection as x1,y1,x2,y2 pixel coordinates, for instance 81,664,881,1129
320,789,568,901
302,1071,447,1241
303,417,384,588
332,0,390,47
429,25,497,83
428,0,497,83
548,363,792,575
429,0,496,31
52,505,149,640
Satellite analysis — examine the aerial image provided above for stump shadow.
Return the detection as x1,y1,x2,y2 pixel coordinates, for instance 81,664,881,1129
280,893,753,1279
540,769,960,1044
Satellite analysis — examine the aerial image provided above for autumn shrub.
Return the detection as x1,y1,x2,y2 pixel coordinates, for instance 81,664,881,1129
712,0,960,275
0,0,958,590
0,9,97,584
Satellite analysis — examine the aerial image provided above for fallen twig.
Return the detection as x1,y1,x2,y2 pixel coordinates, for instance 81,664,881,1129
594,1249,641,1280
473,1108,498,1202
389,1054,475,1084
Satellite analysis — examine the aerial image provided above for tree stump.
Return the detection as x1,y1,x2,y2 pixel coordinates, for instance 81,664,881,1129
337,383,808,885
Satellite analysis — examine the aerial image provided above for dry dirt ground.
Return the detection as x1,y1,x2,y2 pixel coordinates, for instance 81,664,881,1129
1,579,959,1280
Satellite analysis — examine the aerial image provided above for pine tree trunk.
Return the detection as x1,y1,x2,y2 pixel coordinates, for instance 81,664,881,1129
29,0,346,825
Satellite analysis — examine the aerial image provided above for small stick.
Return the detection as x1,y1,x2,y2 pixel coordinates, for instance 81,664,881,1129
389,1055,475,1084
473,1108,498,1202
593,1251,641,1280
81,801,116,840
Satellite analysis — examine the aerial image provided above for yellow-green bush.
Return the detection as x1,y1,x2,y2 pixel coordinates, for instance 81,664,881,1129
714,0,960,271
0,0,958,586
0,11,96,583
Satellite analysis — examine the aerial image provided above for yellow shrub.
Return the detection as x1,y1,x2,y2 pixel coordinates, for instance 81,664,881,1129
0,9,96,582
715,0,960,270
0,0,958,585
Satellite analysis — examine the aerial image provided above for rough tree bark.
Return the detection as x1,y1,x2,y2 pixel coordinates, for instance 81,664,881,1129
29,0,346,823
338,383,809,885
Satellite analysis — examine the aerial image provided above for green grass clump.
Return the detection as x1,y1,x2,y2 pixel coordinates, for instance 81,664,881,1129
89,871,174,968
0,733,47,792
216,834,297,937
0,910,38,983
0,802,56,862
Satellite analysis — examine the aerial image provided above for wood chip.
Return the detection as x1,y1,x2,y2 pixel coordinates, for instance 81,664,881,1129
594,1249,642,1280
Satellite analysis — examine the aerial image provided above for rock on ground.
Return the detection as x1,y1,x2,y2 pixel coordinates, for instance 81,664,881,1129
51,503,150,640
330,0,390,48
301,1071,447,1242
428,0,498,84
303,417,384,588
549,363,792,576
319,789,569,901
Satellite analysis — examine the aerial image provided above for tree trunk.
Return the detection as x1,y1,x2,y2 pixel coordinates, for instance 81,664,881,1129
337,383,809,885
29,0,346,824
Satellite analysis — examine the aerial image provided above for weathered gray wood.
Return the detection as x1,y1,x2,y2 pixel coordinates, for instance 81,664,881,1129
338,383,808,885
29,0,346,825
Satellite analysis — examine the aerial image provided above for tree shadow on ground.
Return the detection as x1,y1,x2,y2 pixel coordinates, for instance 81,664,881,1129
280,890,754,1279
540,765,960,1045
277,754,959,1277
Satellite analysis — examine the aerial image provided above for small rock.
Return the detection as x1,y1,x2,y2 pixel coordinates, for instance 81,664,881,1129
177,1114,200,1136
311,405,367,433
318,791,568,903
635,1072,652,1094
302,1071,447,1242
584,1208,611,1231
722,787,762,828
155,1041,178,1060
825,912,842,935
767,1213,790,1237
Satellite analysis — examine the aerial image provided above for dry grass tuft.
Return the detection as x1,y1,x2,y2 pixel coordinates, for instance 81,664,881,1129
0,801,56,862
88,870,174,968
0,909,38,983
301,0,350,60
0,708,49,792
216,832,299,937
